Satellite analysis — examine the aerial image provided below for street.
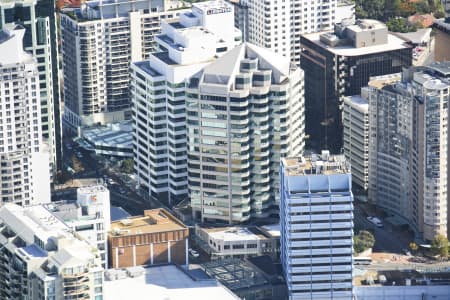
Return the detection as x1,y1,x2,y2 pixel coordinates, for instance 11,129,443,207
57,140,160,216
354,201,411,254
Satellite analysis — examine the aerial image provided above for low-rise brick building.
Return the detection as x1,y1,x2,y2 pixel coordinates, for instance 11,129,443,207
108,208,189,268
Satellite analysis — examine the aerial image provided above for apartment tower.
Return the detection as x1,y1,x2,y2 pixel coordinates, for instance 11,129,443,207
0,0,61,170
343,95,369,191
0,203,104,299
0,27,51,206
60,0,188,132
229,0,355,65
187,43,305,224
368,63,450,241
280,152,353,300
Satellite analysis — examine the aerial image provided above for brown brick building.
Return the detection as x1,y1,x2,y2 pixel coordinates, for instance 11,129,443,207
108,209,189,268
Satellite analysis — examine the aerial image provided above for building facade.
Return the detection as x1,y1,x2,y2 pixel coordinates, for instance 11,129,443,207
367,63,450,241
0,27,51,206
60,0,188,132
45,185,111,268
343,95,369,190
0,0,61,171
130,0,241,204
195,224,279,260
0,203,104,299
280,152,354,300
433,18,450,62
229,0,355,65
300,19,412,153
187,42,305,224
108,209,189,268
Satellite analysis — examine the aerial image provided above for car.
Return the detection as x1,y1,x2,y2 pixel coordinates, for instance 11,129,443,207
367,216,383,228
189,248,199,258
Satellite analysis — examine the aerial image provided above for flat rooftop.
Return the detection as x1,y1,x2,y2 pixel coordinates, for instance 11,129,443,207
103,265,238,300
282,152,350,176
368,73,402,89
110,208,187,236
302,31,409,56
344,95,369,111
427,61,450,77
200,226,269,242
0,204,73,244
134,60,163,77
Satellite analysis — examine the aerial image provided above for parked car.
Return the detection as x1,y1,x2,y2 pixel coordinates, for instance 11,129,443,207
367,216,383,228
189,248,199,258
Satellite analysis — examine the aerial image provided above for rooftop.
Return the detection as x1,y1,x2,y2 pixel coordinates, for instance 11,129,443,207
103,265,238,300
133,61,163,77
346,19,385,32
433,18,450,34
302,31,409,56
110,208,187,236
368,73,402,89
427,61,450,77
82,121,133,149
282,151,350,176
200,226,270,242
0,204,73,246
344,95,369,111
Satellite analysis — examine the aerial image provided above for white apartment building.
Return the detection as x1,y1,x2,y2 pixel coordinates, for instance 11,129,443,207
0,203,104,299
130,0,242,203
229,0,355,64
0,27,51,206
280,152,354,300
0,0,60,171
343,95,369,190
45,185,111,268
60,0,188,132
187,43,305,224
368,63,450,241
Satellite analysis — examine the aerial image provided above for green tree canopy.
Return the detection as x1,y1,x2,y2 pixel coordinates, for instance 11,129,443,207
431,234,449,259
121,158,134,174
354,230,375,253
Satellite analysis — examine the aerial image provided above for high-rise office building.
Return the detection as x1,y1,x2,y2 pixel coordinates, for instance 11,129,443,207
433,18,450,62
367,63,450,241
60,0,188,132
343,94,369,190
45,185,111,268
228,0,355,65
187,43,305,224
280,152,353,300
0,27,51,206
0,0,61,171
130,0,241,203
0,203,104,299
300,19,412,152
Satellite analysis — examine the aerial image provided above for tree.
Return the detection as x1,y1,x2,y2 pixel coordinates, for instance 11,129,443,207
121,158,134,174
431,234,449,259
354,230,376,254
387,17,418,33
409,242,419,252
355,0,385,20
